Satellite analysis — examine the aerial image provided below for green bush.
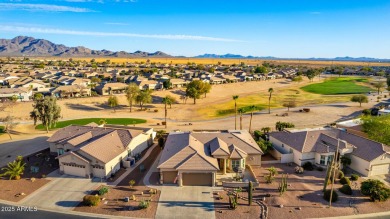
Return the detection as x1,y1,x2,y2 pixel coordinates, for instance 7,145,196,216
254,130,262,140
302,162,314,171
361,179,390,202
323,189,338,202
139,200,150,209
340,177,351,186
83,195,100,206
350,174,359,181
339,185,352,195
98,187,109,196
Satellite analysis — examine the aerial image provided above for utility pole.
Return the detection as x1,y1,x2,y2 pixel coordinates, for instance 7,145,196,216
329,140,340,208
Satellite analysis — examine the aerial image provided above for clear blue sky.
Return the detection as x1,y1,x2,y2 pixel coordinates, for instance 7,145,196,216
0,0,389,58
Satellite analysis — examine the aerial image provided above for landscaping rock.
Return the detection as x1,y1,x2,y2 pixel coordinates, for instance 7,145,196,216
297,207,302,210
279,204,284,208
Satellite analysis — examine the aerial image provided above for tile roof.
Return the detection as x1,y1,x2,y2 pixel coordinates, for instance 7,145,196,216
49,125,147,164
158,131,262,171
270,128,389,161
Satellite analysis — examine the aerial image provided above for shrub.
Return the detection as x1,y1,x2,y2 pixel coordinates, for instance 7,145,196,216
302,162,314,171
139,200,150,209
361,179,390,202
98,187,109,196
323,189,338,202
351,174,359,181
340,177,351,186
339,185,353,195
83,195,100,206
317,166,324,171
129,179,136,188
295,166,304,174
254,130,262,140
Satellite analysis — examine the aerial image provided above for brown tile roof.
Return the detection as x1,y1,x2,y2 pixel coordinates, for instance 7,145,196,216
210,137,230,156
229,144,248,159
176,153,219,171
158,131,261,171
49,125,146,164
79,130,126,163
270,128,389,161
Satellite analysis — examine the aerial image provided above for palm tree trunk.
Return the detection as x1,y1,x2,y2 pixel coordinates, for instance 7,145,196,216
249,112,253,133
130,100,132,112
240,113,242,130
268,94,272,114
165,102,167,129
234,102,237,130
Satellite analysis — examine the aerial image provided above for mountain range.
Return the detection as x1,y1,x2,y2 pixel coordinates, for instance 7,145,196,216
0,36,171,57
0,36,389,62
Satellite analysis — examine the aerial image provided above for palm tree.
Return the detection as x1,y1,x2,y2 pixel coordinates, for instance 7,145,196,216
261,127,271,134
248,105,257,133
268,88,274,114
162,96,173,129
238,108,244,130
233,95,239,129
0,159,26,180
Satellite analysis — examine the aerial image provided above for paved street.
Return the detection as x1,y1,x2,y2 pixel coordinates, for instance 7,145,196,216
155,186,216,219
20,172,103,211
0,204,103,219
0,135,49,167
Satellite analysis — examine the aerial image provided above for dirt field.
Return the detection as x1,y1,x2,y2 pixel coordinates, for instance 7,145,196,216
1,76,383,136
252,164,390,219
30,57,390,67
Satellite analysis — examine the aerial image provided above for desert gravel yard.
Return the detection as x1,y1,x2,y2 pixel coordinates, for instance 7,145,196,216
252,164,390,219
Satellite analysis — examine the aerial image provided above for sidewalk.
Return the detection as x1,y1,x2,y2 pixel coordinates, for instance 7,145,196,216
316,211,390,219
108,143,158,186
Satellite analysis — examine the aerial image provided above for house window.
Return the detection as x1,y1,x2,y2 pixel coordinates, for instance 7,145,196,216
232,160,241,169
320,155,326,165
327,155,334,165
282,144,284,148
58,148,64,155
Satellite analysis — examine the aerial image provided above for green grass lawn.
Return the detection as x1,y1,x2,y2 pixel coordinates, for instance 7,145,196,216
300,77,372,95
35,118,146,130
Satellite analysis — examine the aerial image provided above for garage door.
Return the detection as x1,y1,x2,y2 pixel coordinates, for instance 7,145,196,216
163,171,178,184
371,164,390,176
63,165,87,177
182,173,213,186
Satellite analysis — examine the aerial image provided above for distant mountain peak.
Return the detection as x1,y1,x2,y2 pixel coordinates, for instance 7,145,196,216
0,36,172,58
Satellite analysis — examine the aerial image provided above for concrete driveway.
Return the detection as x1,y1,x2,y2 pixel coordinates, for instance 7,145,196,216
0,135,49,167
156,186,215,219
21,171,103,211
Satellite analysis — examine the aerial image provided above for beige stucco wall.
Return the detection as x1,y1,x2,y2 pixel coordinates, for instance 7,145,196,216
369,153,390,176
350,155,370,176
58,153,90,177
246,154,261,166
128,133,151,156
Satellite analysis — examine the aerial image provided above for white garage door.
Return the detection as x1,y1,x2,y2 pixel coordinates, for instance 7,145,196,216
63,165,87,177
371,164,390,176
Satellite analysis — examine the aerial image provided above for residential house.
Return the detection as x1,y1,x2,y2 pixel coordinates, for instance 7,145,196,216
136,80,160,90
269,128,390,176
170,78,189,88
157,130,263,186
95,82,128,95
0,87,32,102
51,85,91,98
48,125,155,178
